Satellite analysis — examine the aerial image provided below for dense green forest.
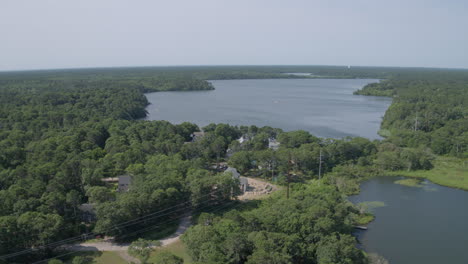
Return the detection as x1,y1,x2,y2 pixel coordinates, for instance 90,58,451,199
0,66,466,263
182,184,366,264
354,71,468,157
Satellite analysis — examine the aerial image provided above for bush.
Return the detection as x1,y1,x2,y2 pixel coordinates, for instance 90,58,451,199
153,251,183,264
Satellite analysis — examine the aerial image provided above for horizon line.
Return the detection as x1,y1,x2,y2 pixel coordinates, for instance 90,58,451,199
1,64,468,73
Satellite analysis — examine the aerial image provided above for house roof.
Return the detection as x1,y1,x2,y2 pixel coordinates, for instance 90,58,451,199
239,177,248,185
119,175,131,185
268,138,280,149
193,132,205,137
78,203,95,213
224,167,240,179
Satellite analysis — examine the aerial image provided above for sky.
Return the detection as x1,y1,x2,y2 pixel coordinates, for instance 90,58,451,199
1,0,467,71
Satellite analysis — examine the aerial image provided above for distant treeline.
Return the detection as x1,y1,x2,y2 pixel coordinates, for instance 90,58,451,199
4,65,467,81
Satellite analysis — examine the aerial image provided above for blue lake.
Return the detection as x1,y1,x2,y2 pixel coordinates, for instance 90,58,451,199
145,79,391,139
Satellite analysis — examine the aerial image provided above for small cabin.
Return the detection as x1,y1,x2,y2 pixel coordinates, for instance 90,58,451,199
118,175,132,192
78,203,96,222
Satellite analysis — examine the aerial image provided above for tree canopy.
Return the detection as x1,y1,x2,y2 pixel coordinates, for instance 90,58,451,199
0,65,466,263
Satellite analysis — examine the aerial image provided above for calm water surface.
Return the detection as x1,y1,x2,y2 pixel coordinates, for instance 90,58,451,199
145,79,391,139
350,176,468,264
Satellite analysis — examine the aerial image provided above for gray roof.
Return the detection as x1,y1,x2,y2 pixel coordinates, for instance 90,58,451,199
119,175,131,185
224,167,240,179
192,131,205,137
239,177,248,185
78,203,95,213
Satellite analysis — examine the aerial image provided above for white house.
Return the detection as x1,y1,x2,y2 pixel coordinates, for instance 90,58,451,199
268,138,280,150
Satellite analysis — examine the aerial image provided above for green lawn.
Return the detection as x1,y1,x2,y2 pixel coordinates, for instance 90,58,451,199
354,213,375,225
64,251,127,264
92,252,127,264
353,201,385,225
387,156,468,190
140,221,179,241
149,240,193,263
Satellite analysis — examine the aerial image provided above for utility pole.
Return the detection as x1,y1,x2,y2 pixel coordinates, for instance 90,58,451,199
286,152,295,199
271,163,274,180
318,149,323,181
414,114,419,132
287,153,291,199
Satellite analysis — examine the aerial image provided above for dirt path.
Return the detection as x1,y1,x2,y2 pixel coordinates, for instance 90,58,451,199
62,242,140,263
159,214,191,246
63,214,192,264
66,215,192,251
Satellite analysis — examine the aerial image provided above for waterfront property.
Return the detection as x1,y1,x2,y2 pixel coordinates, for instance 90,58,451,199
191,131,205,142
268,138,280,150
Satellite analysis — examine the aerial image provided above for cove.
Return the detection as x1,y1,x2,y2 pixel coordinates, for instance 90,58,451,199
349,176,468,264
145,79,391,139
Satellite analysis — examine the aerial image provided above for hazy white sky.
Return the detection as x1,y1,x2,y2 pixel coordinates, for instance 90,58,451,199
1,0,467,71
